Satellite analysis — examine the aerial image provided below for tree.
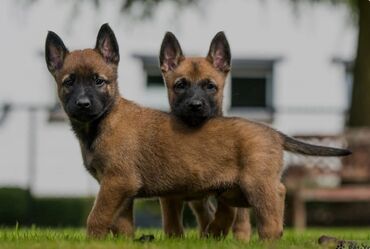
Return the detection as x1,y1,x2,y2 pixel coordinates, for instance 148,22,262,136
298,0,370,127
348,0,370,127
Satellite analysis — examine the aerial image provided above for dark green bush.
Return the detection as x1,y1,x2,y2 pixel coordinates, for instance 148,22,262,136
2,187,370,228
30,197,94,227
0,187,94,227
0,187,31,226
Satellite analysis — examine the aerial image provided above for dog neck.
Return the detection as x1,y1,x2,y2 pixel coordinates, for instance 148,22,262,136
71,118,102,151
70,96,119,151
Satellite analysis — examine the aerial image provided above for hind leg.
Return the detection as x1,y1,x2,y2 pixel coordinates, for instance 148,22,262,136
205,200,236,239
160,197,184,237
188,198,215,236
232,208,252,241
240,178,285,240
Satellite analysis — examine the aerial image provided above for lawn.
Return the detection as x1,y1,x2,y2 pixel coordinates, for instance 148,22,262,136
0,227,369,249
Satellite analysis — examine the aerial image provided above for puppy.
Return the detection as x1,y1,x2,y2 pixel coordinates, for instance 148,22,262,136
159,32,251,240
45,23,350,240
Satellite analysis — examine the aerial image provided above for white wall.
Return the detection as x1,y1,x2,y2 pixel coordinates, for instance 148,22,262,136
0,0,356,196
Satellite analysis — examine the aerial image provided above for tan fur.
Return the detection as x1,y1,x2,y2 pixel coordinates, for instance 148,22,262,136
46,24,351,240
164,57,225,115
54,49,119,103
161,56,251,240
51,47,288,240
85,97,285,239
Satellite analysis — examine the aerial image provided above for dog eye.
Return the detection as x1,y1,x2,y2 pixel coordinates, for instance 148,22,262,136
63,75,75,87
174,79,188,91
95,78,105,86
94,75,106,87
175,82,186,89
205,82,217,92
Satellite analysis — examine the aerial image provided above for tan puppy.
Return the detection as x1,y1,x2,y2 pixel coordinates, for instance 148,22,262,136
159,32,251,240
45,24,350,240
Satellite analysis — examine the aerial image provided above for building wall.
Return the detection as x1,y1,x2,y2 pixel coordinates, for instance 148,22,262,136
0,0,355,195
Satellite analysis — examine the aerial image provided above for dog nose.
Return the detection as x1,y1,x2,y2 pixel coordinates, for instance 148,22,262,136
76,97,91,109
189,100,203,111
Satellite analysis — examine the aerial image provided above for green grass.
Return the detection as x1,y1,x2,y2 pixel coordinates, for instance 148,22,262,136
0,227,369,249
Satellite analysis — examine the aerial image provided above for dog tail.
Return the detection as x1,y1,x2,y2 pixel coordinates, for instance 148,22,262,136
279,133,351,157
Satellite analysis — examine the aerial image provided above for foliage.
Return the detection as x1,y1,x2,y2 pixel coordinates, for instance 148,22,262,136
2,188,370,228
94,0,359,18
30,197,93,227
21,0,200,20
287,0,358,19
0,188,93,227
0,188,31,226
288,0,357,9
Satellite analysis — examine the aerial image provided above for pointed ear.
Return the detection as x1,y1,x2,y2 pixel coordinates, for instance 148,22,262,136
207,31,231,73
159,32,184,73
45,31,69,74
95,23,120,65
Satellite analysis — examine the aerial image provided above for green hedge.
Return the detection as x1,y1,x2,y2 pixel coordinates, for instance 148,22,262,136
0,187,93,227
2,187,370,228
31,197,93,227
0,188,31,225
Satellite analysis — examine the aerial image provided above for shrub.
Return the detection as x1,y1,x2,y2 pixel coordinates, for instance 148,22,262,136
30,197,94,227
0,187,31,226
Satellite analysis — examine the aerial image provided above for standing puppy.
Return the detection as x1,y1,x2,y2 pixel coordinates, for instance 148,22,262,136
45,24,350,240
159,32,251,240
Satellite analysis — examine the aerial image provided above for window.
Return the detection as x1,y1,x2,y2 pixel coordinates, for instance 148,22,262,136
229,59,278,121
231,77,267,108
147,74,165,88
134,54,165,88
133,54,169,110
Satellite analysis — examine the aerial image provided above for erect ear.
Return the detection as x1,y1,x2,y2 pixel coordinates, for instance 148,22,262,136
45,31,69,74
95,23,120,65
206,31,231,73
159,32,184,73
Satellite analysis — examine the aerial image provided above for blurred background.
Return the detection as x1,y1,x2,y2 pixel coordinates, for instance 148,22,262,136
0,0,369,230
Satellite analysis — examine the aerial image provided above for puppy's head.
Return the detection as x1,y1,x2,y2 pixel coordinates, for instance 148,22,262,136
45,23,120,123
159,32,231,126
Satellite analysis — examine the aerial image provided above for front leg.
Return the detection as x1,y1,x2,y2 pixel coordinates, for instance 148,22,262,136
87,176,138,239
205,200,236,238
110,198,135,238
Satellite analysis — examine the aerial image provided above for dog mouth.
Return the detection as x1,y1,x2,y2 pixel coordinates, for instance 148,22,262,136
66,98,115,123
185,116,209,127
172,98,219,126
178,111,210,127
68,110,103,123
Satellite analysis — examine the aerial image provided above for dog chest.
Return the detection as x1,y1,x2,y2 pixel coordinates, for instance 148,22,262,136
81,149,104,182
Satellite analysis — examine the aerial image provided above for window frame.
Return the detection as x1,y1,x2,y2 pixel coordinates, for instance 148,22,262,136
228,58,279,122
134,54,166,89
